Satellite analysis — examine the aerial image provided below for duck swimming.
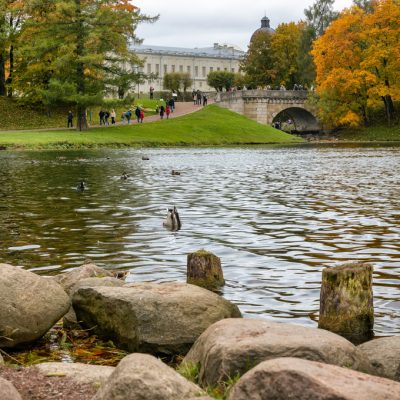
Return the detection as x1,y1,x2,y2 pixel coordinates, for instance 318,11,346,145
142,156,149,161
76,180,86,192
171,170,181,176
163,206,181,231
121,172,129,180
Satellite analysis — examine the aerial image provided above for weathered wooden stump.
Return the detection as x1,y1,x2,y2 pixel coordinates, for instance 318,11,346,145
318,262,374,343
187,250,225,290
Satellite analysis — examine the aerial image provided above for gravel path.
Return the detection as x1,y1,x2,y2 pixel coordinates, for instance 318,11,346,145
0,366,97,400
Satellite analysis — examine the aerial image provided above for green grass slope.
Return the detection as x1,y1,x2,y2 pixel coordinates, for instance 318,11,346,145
0,98,159,131
0,105,303,149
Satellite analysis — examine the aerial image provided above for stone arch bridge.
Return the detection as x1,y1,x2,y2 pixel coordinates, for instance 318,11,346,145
216,90,319,133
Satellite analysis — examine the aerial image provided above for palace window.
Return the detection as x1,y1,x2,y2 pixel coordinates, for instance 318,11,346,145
179,65,183,72
195,66,199,77
172,65,176,72
210,67,214,72
187,66,191,74
164,64,168,74
155,64,160,74
147,63,151,74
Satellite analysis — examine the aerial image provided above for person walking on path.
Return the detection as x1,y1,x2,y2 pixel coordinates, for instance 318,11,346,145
166,105,171,119
203,94,208,106
104,111,110,126
196,90,202,105
168,97,175,113
192,90,197,105
67,111,74,128
125,110,132,124
135,106,141,123
111,109,116,125
140,108,144,123
99,110,105,125
159,105,165,120
149,86,154,99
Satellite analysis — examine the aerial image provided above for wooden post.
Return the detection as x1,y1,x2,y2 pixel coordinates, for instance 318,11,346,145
318,262,374,343
187,250,225,290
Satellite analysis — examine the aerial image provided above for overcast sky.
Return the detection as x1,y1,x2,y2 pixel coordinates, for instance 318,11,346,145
134,0,354,50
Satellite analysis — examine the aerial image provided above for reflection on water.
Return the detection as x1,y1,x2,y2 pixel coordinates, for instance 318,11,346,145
0,146,399,336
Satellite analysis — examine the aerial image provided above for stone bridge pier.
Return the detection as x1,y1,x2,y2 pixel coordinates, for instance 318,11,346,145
216,90,320,133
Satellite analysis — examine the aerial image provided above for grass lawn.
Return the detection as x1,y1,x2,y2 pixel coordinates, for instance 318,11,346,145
0,97,163,131
337,124,400,142
0,105,303,149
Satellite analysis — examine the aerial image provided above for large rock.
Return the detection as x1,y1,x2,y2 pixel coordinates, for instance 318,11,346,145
73,283,241,355
0,264,70,348
53,262,114,295
93,353,205,400
358,336,400,381
63,277,125,329
184,318,372,387
33,362,114,388
228,357,400,400
0,377,22,400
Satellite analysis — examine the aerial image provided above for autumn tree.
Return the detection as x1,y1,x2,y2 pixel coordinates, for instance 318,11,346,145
305,0,338,36
271,22,306,88
15,0,153,130
312,0,400,127
0,0,25,97
240,31,275,88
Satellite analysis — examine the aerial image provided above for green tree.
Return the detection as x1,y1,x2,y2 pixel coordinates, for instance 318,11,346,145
304,0,338,36
207,70,235,91
163,72,192,94
353,0,376,12
296,24,316,87
271,22,305,88
240,31,275,88
15,0,154,130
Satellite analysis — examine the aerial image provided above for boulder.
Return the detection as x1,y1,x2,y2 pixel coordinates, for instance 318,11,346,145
63,277,125,329
358,336,400,381
0,377,22,400
184,318,372,387
73,283,241,355
227,357,400,400
93,353,205,400
32,362,114,388
53,262,114,295
0,264,70,348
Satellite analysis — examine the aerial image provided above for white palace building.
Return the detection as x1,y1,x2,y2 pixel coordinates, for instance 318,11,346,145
130,42,246,94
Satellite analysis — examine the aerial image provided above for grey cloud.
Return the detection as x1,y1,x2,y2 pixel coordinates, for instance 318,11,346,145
135,0,354,49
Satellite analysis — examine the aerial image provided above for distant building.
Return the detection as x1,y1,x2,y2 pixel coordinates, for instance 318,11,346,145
250,16,276,42
130,42,245,94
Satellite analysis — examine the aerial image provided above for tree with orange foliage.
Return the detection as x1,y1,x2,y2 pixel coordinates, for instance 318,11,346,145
0,0,25,97
312,0,399,127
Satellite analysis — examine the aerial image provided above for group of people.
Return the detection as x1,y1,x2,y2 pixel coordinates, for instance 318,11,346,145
192,90,208,106
99,110,117,125
156,98,175,120
121,108,144,124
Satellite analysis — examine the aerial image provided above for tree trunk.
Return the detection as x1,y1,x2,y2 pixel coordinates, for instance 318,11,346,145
6,45,13,97
0,51,6,96
75,0,87,131
187,250,225,290
318,262,374,344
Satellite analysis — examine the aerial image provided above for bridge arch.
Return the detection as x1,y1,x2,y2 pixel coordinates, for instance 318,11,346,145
272,107,319,133
216,90,320,133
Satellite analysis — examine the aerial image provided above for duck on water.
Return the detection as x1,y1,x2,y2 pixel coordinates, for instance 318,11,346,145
163,207,181,231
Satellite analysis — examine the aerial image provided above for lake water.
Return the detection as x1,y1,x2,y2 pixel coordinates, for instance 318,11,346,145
1,145,399,337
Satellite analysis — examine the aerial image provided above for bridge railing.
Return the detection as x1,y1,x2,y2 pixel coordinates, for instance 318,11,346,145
216,89,309,102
